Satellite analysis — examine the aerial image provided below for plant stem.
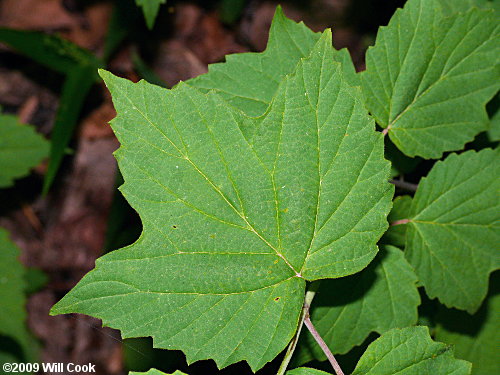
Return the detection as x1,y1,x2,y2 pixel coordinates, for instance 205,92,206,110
389,179,418,192
391,218,411,226
304,314,345,375
276,281,321,375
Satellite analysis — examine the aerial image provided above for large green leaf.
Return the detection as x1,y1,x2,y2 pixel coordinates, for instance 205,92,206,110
404,149,500,313
189,7,358,117
297,246,419,363
361,0,500,158
352,326,471,375
0,114,49,188
435,277,500,375
0,228,38,362
51,30,393,370
135,0,166,29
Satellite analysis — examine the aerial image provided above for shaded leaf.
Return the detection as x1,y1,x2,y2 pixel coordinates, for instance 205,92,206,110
0,228,38,362
0,114,49,188
136,0,166,29
381,195,412,248
43,66,96,193
51,30,392,371
189,7,358,117
297,246,419,363
435,276,500,375
352,326,471,375
361,0,500,158
0,28,102,75
405,149,500,313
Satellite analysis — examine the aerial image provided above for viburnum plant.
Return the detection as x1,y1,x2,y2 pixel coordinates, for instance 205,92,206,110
51,0,499,374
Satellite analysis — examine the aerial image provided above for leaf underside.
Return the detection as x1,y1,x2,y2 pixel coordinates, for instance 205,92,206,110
362,0,500,158
406,148,500,313
352,326,471,375
51,28,393,371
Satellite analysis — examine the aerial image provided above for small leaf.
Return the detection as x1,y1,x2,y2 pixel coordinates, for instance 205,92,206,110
0,228,38,362
189,7,358,117
129,370,186,375
435,276,500,375
136,0,167,30
287,367,331,375
51,30,393,371
0,114,49,188
297,246,419,362
405,149,500,313
362,0,500,158
381,195,413,248
352,326,471,375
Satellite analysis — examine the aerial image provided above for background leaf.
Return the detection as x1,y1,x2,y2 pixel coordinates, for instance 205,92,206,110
135,0,167,30
51,28,392,371
296,246,419,363
405,148,500,313
0,228,38,363
381,195,412,248
287,368,330,375
0,114,49,188
352,326,471,375
435,274,500,375
361,0,500,158
129,370,186,375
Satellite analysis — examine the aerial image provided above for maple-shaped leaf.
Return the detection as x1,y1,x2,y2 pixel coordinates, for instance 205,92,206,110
0,114,49,187
51,31,393,371
189,7,358,118
0,228,38,363
296,246,419,363
136,0,166,29
404,149,499,313
435,275,500,375
352,326,471,375
361,0,500,158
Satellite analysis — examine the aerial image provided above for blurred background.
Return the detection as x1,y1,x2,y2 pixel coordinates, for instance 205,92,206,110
0,1,408,374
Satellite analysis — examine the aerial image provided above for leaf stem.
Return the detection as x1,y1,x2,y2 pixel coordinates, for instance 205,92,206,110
391,218,411,226
276,281,320,375
303,313,344,375
389,179,418,192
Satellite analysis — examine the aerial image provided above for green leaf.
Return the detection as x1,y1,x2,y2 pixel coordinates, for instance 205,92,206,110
51,30,393,371
189,7,358,117
0,228,38,362
129,370,186,375
297,246,419,363
352,326,471,375
435,276,500,375
487,93,500,141
361,0,500,158
135,0,166,29
436,0,499,15
287,368,331,375
381,195,413,248
405,149,500,313
43,66,96,193
0,114,49,188
0,28,102,75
